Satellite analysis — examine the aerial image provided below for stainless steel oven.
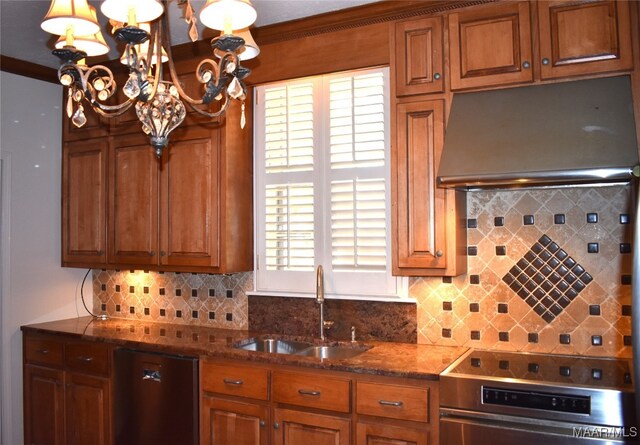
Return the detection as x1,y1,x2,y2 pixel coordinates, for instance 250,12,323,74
440,350,637,444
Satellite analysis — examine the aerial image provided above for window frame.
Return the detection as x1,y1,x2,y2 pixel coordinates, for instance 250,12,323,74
252,66,409,301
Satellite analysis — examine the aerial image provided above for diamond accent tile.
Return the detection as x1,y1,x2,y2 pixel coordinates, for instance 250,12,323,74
504,235,591,323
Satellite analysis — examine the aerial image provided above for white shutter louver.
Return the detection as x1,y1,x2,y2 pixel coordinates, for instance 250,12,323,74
255,67,402,298
265,183,314,271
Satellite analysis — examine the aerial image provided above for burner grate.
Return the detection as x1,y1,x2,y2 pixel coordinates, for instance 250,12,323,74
503,235,593,323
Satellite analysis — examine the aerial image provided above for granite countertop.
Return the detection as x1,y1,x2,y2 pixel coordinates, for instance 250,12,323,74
21,317,467,380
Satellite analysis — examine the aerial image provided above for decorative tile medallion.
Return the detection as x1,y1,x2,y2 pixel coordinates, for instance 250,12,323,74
503,234,593,323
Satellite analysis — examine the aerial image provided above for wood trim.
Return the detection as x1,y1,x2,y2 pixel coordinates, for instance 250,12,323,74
0,55,58,84
170,0,497,63
252,0,497,45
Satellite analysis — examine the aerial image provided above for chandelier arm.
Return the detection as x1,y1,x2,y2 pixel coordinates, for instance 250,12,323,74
185,95,232,118
90,100,136,117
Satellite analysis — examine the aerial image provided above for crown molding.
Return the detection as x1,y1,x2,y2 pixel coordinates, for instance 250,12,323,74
0,55,59,84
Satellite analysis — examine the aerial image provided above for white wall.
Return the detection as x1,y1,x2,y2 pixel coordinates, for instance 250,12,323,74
0,71,90,445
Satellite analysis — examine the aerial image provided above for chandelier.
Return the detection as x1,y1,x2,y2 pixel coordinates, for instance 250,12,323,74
40,0,259,157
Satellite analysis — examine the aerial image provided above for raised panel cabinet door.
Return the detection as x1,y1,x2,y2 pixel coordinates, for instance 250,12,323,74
393,100,447,272
395,16,444,96
160,127,220,268
24,365,64,445
537,0,633,79
273,408,350,445
356,422,430,445
65,373,111,445
201,396,269,445
448,1,533,90
62,139,108,267
109,134,159,265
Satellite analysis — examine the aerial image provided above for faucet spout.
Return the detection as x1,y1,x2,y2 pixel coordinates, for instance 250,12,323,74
316,265,325,340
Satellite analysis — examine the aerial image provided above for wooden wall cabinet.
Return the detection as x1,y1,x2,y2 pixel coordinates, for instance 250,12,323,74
23,333,112,445
448,1,533,90
62,139,108,267
62,95,253,273
108,127,222,270
394,16,444,96
537,0,633,80
392,98,466,277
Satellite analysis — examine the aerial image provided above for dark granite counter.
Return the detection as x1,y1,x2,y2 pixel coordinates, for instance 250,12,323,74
21,317,467,380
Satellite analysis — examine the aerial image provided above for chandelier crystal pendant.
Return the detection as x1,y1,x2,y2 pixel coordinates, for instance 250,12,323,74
41,0,259,158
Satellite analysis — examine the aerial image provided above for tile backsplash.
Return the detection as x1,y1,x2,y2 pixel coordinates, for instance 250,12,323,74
93,270,253,329
93,184,633,358
412,184,633,358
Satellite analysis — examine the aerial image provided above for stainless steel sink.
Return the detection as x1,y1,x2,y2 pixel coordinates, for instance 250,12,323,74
295,345,371,360
234,338,313,354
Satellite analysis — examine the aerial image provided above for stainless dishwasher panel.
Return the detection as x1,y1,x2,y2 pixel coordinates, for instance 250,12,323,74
114,349,198,445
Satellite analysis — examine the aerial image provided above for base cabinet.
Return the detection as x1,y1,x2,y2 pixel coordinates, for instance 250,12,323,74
201,396,269,445
23,334,112,445
356,422,429,445
273,408,350,445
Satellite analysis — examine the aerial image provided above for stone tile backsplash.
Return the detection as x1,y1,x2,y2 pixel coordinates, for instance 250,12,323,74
93,184,633,357
93,270,252,330
411,184,633,358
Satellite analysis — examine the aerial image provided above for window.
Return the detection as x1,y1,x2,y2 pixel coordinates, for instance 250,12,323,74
254,67,404,299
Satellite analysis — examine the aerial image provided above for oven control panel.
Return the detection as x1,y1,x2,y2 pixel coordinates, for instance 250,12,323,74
482,386,590,414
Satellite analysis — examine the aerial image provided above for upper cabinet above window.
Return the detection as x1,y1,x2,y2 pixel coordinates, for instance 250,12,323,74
537,0,633,80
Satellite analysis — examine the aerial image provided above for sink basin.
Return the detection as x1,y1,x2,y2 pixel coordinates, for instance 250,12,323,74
234,338,312,355
295,345,371,360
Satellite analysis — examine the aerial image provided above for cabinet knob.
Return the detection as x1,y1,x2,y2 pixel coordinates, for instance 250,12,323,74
436,250,443,258
97,250,104,256
37,349,49,355
434,72,441,80
260,420,265,428
522,61,530,69
274,422,280,430
542,58,550,65
149,250,156,256
160,251,166,257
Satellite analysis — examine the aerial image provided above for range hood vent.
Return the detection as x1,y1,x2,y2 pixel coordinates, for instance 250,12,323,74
437,76,639,189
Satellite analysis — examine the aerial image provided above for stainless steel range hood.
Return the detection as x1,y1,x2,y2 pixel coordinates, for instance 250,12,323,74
437,76,639,189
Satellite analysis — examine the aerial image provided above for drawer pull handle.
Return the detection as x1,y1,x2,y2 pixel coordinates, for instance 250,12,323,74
298,389,321,396
379,400,403,407
77,356,94,362
37,349,50,355
223,378,243,386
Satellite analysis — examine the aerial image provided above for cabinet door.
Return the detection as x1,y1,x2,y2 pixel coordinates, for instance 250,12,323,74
356,422,430,445
160,127,220,268
201,396,269,445
109,134,159,265
65,373,111,445
63,101,109,141
537,0,632,79
449,2,533,90
24,365,64,445
394,100,445,274
273,408,350,445
62,139,108,266
395,17,444,96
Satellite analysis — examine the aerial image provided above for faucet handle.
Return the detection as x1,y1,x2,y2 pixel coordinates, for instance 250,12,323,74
323,320,335,330
351,326,356,342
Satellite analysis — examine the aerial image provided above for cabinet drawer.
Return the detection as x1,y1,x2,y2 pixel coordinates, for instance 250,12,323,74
24,336,64,367
201,362,269,400
273,370,351,413
356,381,429,423
65,342,110,376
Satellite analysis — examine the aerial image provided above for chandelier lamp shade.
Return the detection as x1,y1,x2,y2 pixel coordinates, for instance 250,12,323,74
41,0,259,157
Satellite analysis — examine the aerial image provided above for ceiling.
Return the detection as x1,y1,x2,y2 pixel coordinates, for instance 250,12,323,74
0,0,380,69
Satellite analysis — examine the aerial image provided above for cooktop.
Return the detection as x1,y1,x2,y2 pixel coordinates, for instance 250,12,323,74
444,349,633,391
